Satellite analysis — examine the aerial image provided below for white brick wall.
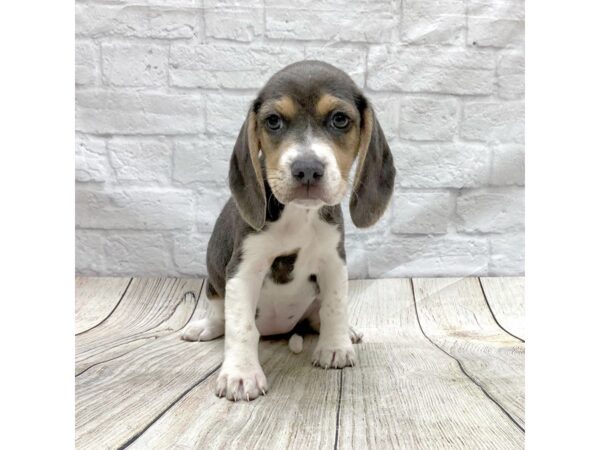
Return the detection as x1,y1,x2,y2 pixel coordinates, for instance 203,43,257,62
75,0,525,278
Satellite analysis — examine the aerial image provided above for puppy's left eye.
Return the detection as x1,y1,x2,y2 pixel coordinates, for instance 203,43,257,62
331,112,350,130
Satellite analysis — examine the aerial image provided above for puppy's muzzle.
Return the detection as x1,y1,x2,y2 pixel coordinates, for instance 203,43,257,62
291,158,325,186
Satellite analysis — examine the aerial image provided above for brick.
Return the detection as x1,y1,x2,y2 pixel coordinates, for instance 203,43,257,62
490,145,524,186
304,46,366,87
205,0,263,42
468,0,524,48
401,0,466,45
76,90,204,135
456,188,524,233
489,233,524,275
173,138,232,185
196,188,231,234
398,97,459,141
461,101,524,143
108,138,171,183
469,17,524,48
394,143,491,188
75,135,109,183
367,46,495,94
75,5,199,39
170,43,302,89
497,52,525,99
345,239,368,280
367,235,488,277
468,0,525,20
391,192,453,234
76,230,105,274
75,41,99,86
173,232,209,275
265,0,398,43
205,93,255,137
102,42,168,87
76,188,195,230
103,232,176,275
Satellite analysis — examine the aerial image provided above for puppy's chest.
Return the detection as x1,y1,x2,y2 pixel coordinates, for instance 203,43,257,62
249,207,339,336
256,248,319,336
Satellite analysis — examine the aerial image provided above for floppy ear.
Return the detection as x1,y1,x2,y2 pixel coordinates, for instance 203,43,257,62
350,104,396,228
229,110,266,230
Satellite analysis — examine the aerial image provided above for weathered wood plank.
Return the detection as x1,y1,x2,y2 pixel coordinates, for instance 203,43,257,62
76,284,221,449
75,277,131,334
338,279,524,449
128,336,340,450
76,278,203,375
413,277,525,430
480,277,525,340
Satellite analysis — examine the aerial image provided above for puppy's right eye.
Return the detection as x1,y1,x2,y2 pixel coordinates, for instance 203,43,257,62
265,114,283,131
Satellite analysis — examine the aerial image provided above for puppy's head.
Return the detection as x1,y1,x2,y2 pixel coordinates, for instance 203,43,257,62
229,61,395,230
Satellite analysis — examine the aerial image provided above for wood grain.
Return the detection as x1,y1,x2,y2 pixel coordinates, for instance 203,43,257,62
480,277,525,340
338,279,524,449
413,277,525,430
74,277,526,449
75,277,131,334
128,336,340,450
76,283,221,449
76,278,203,375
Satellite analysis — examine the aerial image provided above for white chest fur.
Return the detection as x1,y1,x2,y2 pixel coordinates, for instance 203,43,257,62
240,204,342,336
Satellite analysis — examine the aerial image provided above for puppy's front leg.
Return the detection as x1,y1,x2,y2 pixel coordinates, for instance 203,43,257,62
216,273,267,401
312,257,355,369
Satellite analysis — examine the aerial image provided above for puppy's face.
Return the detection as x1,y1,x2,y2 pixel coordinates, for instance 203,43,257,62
253,65,365,207
230,61,395,231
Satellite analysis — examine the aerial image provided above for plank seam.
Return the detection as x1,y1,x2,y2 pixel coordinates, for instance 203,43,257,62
117,363,221,450
75,277,133,336
478,278,525,343
333,370,343,450
409,279,525,433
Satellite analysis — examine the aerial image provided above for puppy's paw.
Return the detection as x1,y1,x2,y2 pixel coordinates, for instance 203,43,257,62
215,364,268,401
180,318,224,342
312,339,356,369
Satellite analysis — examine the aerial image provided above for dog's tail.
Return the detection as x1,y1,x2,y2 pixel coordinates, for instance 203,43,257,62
288,333,303,354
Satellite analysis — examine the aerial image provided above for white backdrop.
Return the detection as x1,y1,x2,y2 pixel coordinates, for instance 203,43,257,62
75,0,524,278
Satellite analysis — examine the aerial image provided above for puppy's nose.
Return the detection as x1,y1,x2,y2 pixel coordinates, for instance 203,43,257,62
291,158,325,185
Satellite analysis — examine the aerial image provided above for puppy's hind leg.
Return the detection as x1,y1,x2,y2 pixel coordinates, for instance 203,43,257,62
181,294,225,342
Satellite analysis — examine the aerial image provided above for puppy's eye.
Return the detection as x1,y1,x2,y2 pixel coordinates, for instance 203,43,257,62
331,112,350,130
265,114,283,131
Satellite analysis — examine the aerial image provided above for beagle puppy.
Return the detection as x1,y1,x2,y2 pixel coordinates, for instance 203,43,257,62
181,61,395,401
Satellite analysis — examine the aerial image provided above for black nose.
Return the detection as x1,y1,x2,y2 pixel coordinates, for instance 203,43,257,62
291,159,325,185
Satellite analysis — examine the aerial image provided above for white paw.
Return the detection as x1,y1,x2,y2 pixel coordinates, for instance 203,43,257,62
349,326,363,344
312,338,356,369
180,318,224,342
215,363,268,401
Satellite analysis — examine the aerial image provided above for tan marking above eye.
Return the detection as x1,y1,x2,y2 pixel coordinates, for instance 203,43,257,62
260,96,297,120
315,94,356,120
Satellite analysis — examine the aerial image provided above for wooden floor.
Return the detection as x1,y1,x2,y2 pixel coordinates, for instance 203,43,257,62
75,277,525,450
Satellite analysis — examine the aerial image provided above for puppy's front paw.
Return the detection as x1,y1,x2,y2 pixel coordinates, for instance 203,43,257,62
180,318,224,342
216,363,268,401
312,339,356,369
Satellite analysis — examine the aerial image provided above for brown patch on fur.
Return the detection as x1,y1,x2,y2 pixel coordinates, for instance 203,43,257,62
269,249,300,284
353,106,374,192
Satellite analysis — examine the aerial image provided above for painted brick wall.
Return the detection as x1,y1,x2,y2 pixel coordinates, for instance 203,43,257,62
75,0,525,278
